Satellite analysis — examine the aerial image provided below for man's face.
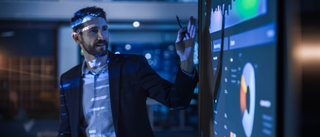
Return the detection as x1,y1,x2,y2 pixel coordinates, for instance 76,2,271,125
78,17,109,57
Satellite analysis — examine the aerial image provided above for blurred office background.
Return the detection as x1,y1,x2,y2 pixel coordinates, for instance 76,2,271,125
0,0,319,137
0,0,198,137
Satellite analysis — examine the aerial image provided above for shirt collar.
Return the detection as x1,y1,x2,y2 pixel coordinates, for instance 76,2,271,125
81,52,109,75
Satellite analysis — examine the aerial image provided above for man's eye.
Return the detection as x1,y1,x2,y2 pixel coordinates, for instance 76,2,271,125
89,29,97,33
103,26,108,31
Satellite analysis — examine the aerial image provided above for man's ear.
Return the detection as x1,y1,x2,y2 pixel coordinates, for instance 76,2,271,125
72,32,82,44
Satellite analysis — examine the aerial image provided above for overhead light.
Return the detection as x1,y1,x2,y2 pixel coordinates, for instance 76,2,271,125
133,21,140,28
125,44,131,50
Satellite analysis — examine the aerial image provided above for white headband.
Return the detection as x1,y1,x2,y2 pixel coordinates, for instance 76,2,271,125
71,13,101,28
76,25,94,33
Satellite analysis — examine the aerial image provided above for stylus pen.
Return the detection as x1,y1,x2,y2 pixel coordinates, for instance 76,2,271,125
176,15,190,37
176,15,183,28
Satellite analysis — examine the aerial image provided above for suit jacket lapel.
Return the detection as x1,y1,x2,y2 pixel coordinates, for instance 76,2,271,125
63,63,82,135
108,52,121,136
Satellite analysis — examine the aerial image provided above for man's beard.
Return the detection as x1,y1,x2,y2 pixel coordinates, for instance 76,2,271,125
82,39,108,57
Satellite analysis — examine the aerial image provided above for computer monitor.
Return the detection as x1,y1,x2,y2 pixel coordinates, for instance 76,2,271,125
197,0,302,136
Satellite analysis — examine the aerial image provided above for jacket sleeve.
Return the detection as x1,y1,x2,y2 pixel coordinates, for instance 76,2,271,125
57,76,71,137
136,55,199,110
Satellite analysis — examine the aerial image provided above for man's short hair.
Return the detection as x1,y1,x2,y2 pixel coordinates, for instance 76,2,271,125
70,6,107,32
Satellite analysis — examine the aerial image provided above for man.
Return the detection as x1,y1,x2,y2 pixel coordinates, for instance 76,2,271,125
58,6,198,137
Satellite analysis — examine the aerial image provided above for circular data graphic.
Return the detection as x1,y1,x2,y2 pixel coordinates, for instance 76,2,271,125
240,63,256,137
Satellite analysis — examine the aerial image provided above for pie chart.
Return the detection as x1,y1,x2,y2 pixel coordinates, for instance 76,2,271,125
240,62,256,137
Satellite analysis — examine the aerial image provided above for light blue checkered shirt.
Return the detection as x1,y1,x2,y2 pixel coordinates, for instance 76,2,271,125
81,57,116,137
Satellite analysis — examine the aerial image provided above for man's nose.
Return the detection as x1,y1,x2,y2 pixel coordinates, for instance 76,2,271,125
97,30,106,40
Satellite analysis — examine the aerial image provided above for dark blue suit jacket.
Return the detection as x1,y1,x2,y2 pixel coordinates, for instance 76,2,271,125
57,51,199,137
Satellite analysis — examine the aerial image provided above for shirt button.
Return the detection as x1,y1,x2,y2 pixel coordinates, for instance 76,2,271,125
97,113,99,116
95,94,98,97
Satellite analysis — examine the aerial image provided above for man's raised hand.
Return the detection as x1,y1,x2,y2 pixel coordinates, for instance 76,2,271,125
175,16,196,74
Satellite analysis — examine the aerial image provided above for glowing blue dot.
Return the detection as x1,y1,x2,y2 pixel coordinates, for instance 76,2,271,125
168,45,175,51
145,53,151,59
163,51,170,59
125,44,131,50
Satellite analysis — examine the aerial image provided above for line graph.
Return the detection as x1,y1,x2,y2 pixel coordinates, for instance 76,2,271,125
209,0,267,33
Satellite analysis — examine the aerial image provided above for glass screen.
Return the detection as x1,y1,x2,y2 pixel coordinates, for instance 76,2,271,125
201,0,278,136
